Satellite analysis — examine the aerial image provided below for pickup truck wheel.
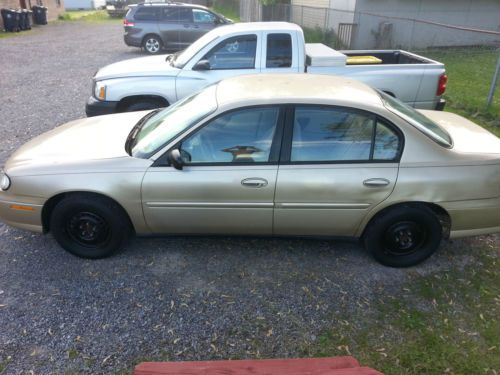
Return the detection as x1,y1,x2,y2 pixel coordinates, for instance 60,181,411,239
50,195,131,259
126,100,163,112
363,205,442,267
143,35,162,54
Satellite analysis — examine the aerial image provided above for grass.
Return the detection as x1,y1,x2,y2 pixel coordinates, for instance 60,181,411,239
306,237,500,374
211,4,241,23
57,10,119,23
423,48,500,136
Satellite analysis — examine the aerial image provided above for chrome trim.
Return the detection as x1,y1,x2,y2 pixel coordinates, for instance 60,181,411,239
275,203,371,209
146,202,273,208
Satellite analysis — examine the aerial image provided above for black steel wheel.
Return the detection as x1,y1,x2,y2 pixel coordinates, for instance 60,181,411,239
364,205,442,267
50,194,131,259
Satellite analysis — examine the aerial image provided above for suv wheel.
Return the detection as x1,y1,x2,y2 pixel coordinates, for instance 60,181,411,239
143,35,162,54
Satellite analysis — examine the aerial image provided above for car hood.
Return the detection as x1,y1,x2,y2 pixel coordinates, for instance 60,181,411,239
95,55,180,80
5,111,150,175
419,110,500,154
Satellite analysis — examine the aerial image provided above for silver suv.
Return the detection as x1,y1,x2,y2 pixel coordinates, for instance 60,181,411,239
123,2,231,54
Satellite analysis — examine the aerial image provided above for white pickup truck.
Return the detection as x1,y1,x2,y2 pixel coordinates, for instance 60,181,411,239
86,22,447,116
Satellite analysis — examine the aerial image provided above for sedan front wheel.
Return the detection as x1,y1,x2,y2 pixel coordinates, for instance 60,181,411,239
50,194,131,258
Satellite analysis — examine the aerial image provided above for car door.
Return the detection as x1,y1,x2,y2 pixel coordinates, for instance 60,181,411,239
191,8,219,38
141,106,284,235
175,33,261,100
274,105,402,237
159,7,183,50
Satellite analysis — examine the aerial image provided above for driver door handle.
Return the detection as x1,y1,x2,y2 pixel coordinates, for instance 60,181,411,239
241,178,268,188
363,178,390,187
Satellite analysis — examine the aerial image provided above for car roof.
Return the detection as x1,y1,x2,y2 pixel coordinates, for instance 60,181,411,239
133,1,209,10
215,74,384,109
217,22,302,33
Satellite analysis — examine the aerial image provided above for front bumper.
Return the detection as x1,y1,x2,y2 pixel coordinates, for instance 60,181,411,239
85,96,119,117
0,198,44,233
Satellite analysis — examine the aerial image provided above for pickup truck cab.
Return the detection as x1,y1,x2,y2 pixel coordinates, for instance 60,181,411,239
86,22,447,116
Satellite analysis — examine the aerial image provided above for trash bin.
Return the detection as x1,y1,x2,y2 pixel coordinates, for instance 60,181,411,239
32,5,47,25
18,9,29,30
25,9,32,29
1,8,21,32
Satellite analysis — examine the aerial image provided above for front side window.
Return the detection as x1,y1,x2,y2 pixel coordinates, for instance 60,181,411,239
290,107,401,162
266,33,292,68
193,9,216,23
180,107,279,164
201,35,257,70
135,7,159,21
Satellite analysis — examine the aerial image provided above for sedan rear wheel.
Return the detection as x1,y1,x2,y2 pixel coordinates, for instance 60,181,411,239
143,35,162,54
50,194,131,258
364,205,442,267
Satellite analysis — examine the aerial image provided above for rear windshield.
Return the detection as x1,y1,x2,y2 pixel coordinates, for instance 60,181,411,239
379,91,452,148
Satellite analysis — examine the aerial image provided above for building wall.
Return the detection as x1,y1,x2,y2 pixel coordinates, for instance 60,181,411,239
1,0,65,30
351,0,500,49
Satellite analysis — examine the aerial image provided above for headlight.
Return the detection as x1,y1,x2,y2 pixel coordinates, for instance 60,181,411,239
94,82,106,101
0,170,11,191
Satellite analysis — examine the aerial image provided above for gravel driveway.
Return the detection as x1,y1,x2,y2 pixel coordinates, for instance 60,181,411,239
0,21,495,374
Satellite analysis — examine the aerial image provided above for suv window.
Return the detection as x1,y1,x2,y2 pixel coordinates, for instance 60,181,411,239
193,9,216,23
201,35,257,70
290,107,400,162
134,7,159,21
163,7,192,22
266,33,292,68
180,107,279,164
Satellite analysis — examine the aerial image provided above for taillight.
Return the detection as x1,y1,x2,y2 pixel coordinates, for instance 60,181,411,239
437,73,448,96
123,19,135,27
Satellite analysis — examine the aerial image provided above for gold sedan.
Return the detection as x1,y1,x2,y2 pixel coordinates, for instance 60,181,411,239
0,74,499,267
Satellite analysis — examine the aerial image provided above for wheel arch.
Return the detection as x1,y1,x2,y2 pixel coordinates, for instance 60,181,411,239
116,95,169,112
359,201,451,239
42,191,135,234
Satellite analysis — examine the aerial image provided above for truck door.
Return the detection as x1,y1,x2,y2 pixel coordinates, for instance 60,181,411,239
175,33,261,100
260,32,301,74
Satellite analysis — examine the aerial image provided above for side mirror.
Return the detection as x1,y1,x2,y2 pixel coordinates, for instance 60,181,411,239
193,59,210,71
169,149,184,170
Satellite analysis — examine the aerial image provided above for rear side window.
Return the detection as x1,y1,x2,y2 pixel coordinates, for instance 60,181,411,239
134,7,159,21
290,107,401,163
163,7,192,22
266,33,292,68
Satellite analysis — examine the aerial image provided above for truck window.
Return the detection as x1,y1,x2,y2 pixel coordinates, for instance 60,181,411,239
201,35,257,70
266,33,292,68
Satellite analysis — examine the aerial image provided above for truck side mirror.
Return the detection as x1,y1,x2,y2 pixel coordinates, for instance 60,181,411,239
193,60,210,71
169,149,184,170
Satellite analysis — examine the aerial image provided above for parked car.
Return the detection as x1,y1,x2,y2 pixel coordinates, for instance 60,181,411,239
2,74,499,266
123,2,231,54
87,22,447,117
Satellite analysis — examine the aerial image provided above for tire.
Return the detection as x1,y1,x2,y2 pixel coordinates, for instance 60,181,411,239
363,205,442,267
126,100,163,112
143,35,162,55
50,194,131,259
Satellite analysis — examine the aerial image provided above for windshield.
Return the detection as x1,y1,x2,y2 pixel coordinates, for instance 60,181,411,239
379,91,453,148
174,31,221,68
132,85,218,158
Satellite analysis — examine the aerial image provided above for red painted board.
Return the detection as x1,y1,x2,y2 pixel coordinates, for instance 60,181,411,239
135,356,381,375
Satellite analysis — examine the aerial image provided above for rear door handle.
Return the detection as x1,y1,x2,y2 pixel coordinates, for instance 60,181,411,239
241,178,268,188
363,178,390,187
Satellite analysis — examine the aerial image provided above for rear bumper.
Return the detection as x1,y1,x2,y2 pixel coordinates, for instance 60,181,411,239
435,98,446,111
124,33,142,47
441,197,500,238
85,96,119,117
